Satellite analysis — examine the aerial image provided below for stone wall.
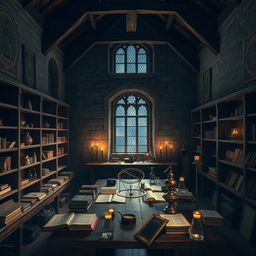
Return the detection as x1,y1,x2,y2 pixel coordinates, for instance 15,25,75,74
198,0,256,103
67,44,197,178
0,0,65,100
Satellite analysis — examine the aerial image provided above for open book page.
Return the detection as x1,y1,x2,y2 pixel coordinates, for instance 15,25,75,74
69,214,97,227
153,192,165,202
160,214,191,227
44,213,74,230
144,185,162,192
95,194,112,203
143,190,155,202
111,194,126,203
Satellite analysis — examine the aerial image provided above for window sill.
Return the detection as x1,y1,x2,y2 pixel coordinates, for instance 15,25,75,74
108,73,154,78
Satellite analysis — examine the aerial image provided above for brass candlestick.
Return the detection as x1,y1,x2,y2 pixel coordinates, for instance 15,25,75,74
163,167,177,214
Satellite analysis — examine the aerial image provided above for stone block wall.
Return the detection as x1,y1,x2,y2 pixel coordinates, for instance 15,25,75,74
0,0,65,100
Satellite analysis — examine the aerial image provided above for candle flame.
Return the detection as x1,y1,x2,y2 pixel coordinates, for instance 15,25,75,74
160,146,163,150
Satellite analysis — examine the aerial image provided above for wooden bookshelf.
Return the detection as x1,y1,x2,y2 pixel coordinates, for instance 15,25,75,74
0,76,70,248
191,85,256,241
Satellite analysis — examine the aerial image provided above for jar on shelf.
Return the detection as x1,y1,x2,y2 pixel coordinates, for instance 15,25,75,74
24,132,33,145
178,177,186,192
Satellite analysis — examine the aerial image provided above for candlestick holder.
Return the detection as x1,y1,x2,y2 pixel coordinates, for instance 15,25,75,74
163,166,177,214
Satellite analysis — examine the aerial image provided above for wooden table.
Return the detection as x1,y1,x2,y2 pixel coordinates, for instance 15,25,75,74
84,162,177,183
44,179,227,256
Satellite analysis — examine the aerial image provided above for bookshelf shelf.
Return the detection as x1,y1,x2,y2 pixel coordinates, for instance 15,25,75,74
0,168,19,177
202,139,216,142
192,85,256,241
0,189,19,201
218,139,243,144
0,76,70,250
20,179,40,190
218,159,244,169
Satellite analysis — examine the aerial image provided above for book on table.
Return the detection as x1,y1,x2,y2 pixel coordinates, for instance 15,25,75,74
160,214,191,234
143,191,165,202
143,185,162,192
68,194,94,212
174,191,193,200
95,194,126,203
43,213,98,231
199,209,224,226
100,186,116,195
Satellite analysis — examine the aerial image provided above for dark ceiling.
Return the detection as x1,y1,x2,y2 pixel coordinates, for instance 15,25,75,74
21,0,243,72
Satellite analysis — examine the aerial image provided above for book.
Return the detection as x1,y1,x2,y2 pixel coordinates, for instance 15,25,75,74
81,184,98,193
143,191,165,202
22,192,47,201
199,209,224,226
160,214,191,234
0,186,11,196
95,194,126,204
174,191,193,200
43,213,98,231
0,184,9,190
144,185,162,192
100,186,116,195
0,200,22,226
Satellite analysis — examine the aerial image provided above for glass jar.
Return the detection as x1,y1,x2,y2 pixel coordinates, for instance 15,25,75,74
150,167,156,185
190,211,204,240
101,212,114,239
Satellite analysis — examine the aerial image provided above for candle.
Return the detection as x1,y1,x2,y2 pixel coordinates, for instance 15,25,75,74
192,234,200,239
96,143,99,161
160,146,163,161
108,207,115,216
169,144,173,160
101,147,104,160
165,141,168,161
91,143,94,151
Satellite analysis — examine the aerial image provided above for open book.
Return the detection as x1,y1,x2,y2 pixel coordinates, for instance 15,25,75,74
95,194,126,204
43,213,98,231
144,185,162,192
160,214,191,234
143,191,165,202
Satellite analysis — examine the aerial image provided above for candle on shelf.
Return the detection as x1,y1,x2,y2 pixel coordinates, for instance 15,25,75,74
101,147,104,160
96,143,99,161
91,142,94,152
165,141,168,161
169,144,173,161
160,146,163,161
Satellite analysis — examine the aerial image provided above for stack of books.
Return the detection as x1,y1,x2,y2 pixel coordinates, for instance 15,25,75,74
0,200,22,227
101,186,116,195
160,214,191,234
0,184,11,196
68,195,93,213
174,191,197,210
79,185,98,198
22,192,47,201
42,183,56,194
200,209,224,226
59,171,75,180
47,177,66,186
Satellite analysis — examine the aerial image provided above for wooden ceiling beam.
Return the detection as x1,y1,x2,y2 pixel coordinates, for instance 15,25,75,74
89,14,97,31
126,11,138,32
64,33,199,73
165,14,173,31
42,1,219,55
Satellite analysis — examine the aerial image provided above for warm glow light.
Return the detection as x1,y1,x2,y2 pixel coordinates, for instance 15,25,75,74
192,234,200,239
194,155,200,161
160,146,163,150
179,177,185,182
101,147,104,151
91,143,94,147
165,141,168,145
231,128,239,135
108,208,115,214
104,212,112,219
193,211,201,219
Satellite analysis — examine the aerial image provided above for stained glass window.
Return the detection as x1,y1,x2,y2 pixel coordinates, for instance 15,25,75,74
113,94,151,153
114,44,148,74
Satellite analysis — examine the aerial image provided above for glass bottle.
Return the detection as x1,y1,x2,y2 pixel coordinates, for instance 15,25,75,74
32,169,38,180
101,212,114,239
28,170,33,181
150,167,156,185
178,177,186,192
190,211,204,241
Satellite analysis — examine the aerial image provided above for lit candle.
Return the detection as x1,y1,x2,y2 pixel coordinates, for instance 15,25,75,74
194,155,200,161
169,144,173,160
96,143,99,161
165,141,168,161
91,142,94,151
160,146,163,161
108,207,115,216
192,234,200,239
101,147,104,160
